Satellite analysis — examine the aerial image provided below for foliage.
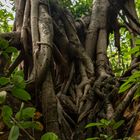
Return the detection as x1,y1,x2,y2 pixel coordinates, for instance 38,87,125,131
0,70,31,101
0,37,17,55
41,132,59,140
0,0,14,32
0,67,42,139
2,105,13,128
108,29,131,77
0,37,44,139
0,0,140,140
2,103,42,140
0,91,7,104
119,71,140,93
0,39,23,101
131,36,140,57
136,0,140,18
119,36,140,99
8,125,19,140
60,0,92,18
0,39,41,139
86,119,124,140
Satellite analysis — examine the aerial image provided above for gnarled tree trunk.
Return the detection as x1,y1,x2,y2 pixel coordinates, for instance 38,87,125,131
0,0,140,139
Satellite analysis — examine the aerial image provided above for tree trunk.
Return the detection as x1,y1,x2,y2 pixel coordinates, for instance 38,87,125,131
0,0,140,139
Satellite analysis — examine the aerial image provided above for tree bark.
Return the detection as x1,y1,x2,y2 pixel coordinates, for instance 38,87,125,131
0,0,140,139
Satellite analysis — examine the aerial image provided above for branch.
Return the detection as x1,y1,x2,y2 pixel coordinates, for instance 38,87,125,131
7,52,23,77
0,32,21,49
11,117,35,140
114,84,138,121
122,62,140,77
108,0,140,35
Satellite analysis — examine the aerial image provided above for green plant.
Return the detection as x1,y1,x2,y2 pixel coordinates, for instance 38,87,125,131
0,38,18,60
0,0,14,32
60,0,92,18
0,71,31,101
0,36,41,140
107,29,131,77
119,36,140,100
2,103,42,140
0,71,42,139
85,119,124,140
41,132,59,140
119,71,140,94
0,70,43,140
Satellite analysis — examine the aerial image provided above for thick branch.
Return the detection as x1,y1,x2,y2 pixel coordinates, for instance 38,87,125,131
0,32,21,49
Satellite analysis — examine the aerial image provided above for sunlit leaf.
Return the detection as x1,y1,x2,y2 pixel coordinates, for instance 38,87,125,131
85,122,103,128
129,71,140,80
119,83,133,93
131,45,140,55
100,119,111,126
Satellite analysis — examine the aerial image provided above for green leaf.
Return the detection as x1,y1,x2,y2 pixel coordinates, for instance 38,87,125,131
86,138,100,140
22,107,36,119
11,87,31,101
113,120,124,129
119,71,140,93
129,71,140,80
2,105,13,127
0,77,10,86
41,132,59,140
119,83,132,93
100,119,111,126
15,102,24,120
0,38,9,49
5,47,18,53
2,52,10,60
136,52,140,57
12,75,26,88
136,37,140,43
131,45,140,55
85,122,103,128
16,107,36,120
0,91,7,104
18,121,43,130
8,125,19,140
14,70,24,77
19,121,39,129
133,87,140,100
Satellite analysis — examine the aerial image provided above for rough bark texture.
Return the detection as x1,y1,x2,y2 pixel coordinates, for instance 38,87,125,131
0,0,140,139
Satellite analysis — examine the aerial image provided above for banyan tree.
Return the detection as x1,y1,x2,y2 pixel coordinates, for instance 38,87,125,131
0,0,140,139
